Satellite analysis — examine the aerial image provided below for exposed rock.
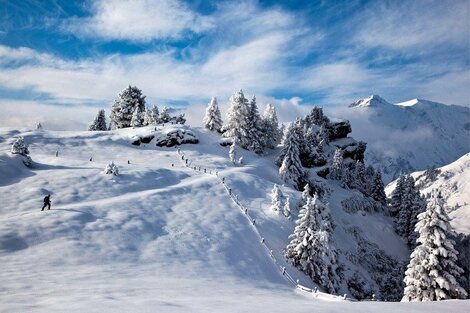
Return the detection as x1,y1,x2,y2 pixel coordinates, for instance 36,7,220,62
331,138,366,163
327,120,352,140
155,129,198,147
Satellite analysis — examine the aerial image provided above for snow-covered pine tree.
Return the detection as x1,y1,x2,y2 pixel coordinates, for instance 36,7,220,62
150,105,159,125
370,170,386,204
110,85,146,129
203,97,223,132
245,95,265,154
143,107,152,126
317,123,330,145
278,123,304,188
11,136,32,166
306,106,329,126
285,195,341,293
402,191,467,301
175,113,186,125
104,161,119,175
394,175,427,247
11,136,29,155
88,109,107,131
283,195,291,219
298,183,311,209
389,174,406,217
262,103,281,149
329,148,344,182
270,184,283,212
159,106,171,124
36,122,42,130
223,90,252,149
131,105,144,128
229,141,237,164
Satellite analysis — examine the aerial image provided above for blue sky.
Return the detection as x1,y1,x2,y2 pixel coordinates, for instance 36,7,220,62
0,0,469,128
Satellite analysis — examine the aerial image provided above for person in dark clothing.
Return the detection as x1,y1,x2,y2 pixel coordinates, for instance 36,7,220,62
41,195,51,211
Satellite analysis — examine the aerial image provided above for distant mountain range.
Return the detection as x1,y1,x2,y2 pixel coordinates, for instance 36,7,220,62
336,95,470,183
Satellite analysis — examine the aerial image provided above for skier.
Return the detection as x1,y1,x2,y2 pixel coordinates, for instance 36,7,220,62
41,195,51,211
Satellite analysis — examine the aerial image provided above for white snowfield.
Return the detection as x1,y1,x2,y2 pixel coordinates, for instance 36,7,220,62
386,153,470,235
0,126,468,312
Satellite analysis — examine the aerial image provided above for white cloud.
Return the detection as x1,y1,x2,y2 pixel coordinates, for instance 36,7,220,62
0,99,97,131
354,0,470,50
64,0,213,42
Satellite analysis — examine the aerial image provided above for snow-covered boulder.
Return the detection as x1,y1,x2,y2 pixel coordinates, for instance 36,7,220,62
327,120,351,140
155,129,198,147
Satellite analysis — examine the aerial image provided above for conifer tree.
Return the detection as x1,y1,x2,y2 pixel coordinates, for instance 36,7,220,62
143,107,152,126
402,191,467,301
36,122,42,130
371,170,386,204
131,105,144,128
285,195,341,293
88,109,108,131
389,174,406,217
229,141,237,164
159,106,171,123
329,148,344,181
110,85,146,129
283,195,292,219
262,103,281,149
150,105,160,125
393,175,427,247
278,123,304,187
270,184,283,212
245,95,265,154
11,136,32,166
223,90,252,150
203,97,223,132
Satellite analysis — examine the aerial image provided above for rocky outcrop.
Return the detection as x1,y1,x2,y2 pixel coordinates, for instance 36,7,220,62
155,129,198,147
327,120,352,140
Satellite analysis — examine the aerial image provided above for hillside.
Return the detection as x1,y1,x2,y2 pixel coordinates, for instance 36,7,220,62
0,126,468,312
337,95,470,183
385,153,470,235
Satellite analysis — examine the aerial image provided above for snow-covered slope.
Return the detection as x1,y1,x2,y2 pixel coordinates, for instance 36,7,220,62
338,95,470,183
386,153,470,235
0,126,468,312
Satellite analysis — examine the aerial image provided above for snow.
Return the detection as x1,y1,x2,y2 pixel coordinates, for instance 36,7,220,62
1,125,468,311
340,95,470,183
386,153,470,235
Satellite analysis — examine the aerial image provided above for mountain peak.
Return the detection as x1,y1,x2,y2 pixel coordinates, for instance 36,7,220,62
349,95,391,108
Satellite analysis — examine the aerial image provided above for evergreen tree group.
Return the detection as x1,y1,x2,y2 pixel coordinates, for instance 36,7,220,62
277,123,304,187
222,90,280,154
389,174,427,247
402,191,467,301
110,85,146,129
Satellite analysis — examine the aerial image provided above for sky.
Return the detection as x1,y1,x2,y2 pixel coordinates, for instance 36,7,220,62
0,0,469,129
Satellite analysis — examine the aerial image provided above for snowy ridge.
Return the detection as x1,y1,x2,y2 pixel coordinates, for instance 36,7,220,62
386,153,470,235
340,95,470,182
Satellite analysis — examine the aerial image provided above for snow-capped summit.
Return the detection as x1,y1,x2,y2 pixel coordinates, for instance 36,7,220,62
348,94,391,108
337,95,470,183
